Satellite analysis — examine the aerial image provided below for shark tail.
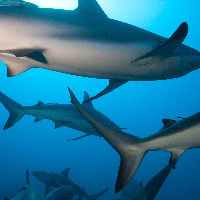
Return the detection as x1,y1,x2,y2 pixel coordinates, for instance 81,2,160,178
0,91,25,130
68,88,147,193
86,187,109,200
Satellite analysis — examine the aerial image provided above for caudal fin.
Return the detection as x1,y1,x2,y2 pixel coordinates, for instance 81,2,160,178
0,91,24,130
68,88,147,193
86,187,109,200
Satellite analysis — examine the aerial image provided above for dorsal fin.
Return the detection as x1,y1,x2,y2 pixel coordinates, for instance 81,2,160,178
82,91,94,110
37,101,44,106
140,181,144,188
0,0,38,8
161,119,176,130
61,168,70,179
26,169,30,185
75,0,107,18
45,184,53,195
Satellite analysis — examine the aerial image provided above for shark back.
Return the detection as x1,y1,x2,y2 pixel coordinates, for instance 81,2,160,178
0,0,38,7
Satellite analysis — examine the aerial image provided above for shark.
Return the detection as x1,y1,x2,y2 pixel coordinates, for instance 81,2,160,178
0,90,121,140
115,179,143,200
116,163,175,200
31,167,109,200
0,0,199,101
10,169,80,200
68,87,200,193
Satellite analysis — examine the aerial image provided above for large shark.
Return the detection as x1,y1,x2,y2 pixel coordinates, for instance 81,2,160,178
116,163,175,200
68,88,200,193
31,167,109,200
10,169,79,200
0,90,121,140
0,0,199,101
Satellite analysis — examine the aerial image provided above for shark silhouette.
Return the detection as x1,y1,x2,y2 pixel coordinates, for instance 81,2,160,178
0,0,199,101
68,87,200,193
31,167,109,200
116,163,175,200
115,179,143,200
10,169,80,200
0,90,121,140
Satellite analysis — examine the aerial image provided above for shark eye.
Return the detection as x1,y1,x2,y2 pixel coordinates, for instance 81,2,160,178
18,186,27,193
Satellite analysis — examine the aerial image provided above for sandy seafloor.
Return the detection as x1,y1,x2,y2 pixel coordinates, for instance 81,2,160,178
0,0,200,199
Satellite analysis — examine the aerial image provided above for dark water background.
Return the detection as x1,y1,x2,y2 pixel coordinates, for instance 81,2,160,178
0,0,200,199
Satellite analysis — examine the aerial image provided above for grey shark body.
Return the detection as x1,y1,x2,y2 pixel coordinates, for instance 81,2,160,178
68,88,200,193
0,90,120,140
31,168,109,200
0,0,199,101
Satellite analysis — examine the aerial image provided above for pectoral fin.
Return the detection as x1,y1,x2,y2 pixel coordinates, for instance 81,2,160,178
132,22,188,64
83,79,128,103
0,48,47,77
0,48,47,64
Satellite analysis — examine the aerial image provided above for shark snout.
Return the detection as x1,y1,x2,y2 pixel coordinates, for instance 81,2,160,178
31,171,46,182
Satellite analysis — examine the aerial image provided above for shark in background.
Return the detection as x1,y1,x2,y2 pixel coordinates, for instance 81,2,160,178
68,87,200,193
0,0,199,101
31,167,109,200
115,179,143,200
0,90,122,140
9,169,81,200
115,163,175,200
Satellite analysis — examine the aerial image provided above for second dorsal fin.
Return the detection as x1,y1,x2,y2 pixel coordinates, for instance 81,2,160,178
36,101,44,106
160,119,176,131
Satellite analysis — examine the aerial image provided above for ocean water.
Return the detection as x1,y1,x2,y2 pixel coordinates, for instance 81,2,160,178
0,0,200,199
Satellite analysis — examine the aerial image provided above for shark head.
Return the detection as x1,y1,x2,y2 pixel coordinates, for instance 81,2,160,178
31,171,60,187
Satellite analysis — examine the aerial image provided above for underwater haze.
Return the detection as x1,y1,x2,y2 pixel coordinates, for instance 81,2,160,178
0,0,200,199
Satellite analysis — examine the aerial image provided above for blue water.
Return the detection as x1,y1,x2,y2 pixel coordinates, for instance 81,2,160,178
0,0,200,199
